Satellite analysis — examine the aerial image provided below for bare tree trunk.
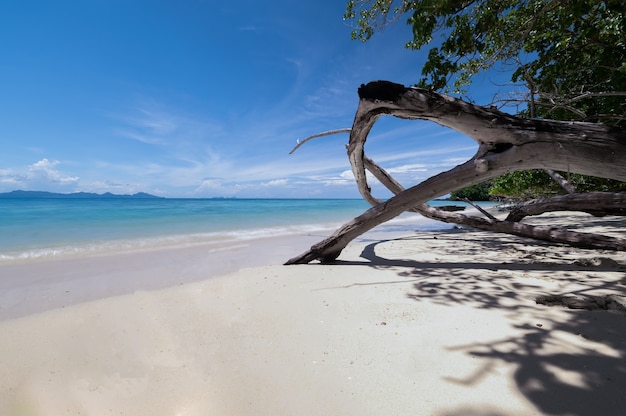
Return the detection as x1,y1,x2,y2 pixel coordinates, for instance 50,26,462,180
285,81,626,264
543,169,577,194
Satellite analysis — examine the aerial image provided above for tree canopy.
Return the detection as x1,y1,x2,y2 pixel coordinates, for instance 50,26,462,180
345,0,626,125
345,0,626,200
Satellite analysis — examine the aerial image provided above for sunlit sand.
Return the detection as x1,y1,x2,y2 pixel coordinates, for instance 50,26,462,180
1,213,624,415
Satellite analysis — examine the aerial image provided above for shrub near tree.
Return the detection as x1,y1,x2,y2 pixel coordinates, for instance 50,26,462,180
454,171,626,202
449,181,493,201
490,171,626,200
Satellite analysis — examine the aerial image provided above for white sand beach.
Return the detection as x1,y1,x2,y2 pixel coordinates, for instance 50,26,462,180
1,212,625,415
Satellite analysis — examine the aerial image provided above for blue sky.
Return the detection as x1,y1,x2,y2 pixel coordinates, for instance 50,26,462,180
0,0,499,198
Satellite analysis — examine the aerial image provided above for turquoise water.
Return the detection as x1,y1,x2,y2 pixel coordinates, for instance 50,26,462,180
0,198,491,262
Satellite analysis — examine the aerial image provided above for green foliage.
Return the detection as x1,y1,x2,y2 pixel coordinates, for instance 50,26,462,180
344,1,626,125
450,181,492,201
513,1,626,125
490,171,626,199
568,175,626,193
490,170,563,199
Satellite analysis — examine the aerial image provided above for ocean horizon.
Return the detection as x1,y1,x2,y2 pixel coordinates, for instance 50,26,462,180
0,197,496,263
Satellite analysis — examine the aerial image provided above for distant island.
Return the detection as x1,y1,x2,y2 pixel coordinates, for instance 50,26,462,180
0,190,163,199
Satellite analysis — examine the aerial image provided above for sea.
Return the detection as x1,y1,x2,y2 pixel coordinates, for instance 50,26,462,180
0,198,493,263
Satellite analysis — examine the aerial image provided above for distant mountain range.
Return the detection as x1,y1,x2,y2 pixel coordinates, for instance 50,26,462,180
0,190,163,199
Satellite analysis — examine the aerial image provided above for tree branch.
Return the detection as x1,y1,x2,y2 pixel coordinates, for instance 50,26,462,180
505,192,626,222
285,81,626,264
289,128,351,154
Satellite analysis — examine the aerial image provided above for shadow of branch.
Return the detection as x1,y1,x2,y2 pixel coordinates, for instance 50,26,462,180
352,228,626,416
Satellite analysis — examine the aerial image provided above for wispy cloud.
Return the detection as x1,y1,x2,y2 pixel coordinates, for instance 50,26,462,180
112,104,224,149
113,129,166,145
0,168,26,187
387,163,428,174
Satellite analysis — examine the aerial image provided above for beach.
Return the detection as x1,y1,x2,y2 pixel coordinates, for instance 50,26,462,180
1,212,625,415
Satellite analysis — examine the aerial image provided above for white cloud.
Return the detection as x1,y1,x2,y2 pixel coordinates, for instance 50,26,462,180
341,169,380,183
339,170,354,180
28,159,80,188
298,169,379,188
196,178,223,189
193,178,241,197
264,179,289,187
367,145,478,166
386,163,428,174
81,180,142,195
442,156,472,166
0,159,80,192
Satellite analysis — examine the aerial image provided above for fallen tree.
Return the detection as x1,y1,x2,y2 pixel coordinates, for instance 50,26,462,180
285,81,626,264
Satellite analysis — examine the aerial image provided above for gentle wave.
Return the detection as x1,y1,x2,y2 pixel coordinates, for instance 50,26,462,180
0,221,348,264
0,198,484,264
0,215,452,264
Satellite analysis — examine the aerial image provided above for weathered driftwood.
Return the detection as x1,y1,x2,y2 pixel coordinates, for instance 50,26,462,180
505,192,626,222
362,157,626,251
285,81,626,264
286,156,626,264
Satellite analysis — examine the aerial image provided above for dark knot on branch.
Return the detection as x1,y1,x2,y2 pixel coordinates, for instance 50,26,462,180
358,81,407,102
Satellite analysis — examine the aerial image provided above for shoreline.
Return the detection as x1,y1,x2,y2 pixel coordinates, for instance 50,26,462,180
1,210,622,320
0,210,453,266
1,212,625,415
0,232,326,320
0,215,447,320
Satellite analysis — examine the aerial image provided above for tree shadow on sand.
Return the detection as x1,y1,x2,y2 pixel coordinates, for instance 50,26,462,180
353,228,626,416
